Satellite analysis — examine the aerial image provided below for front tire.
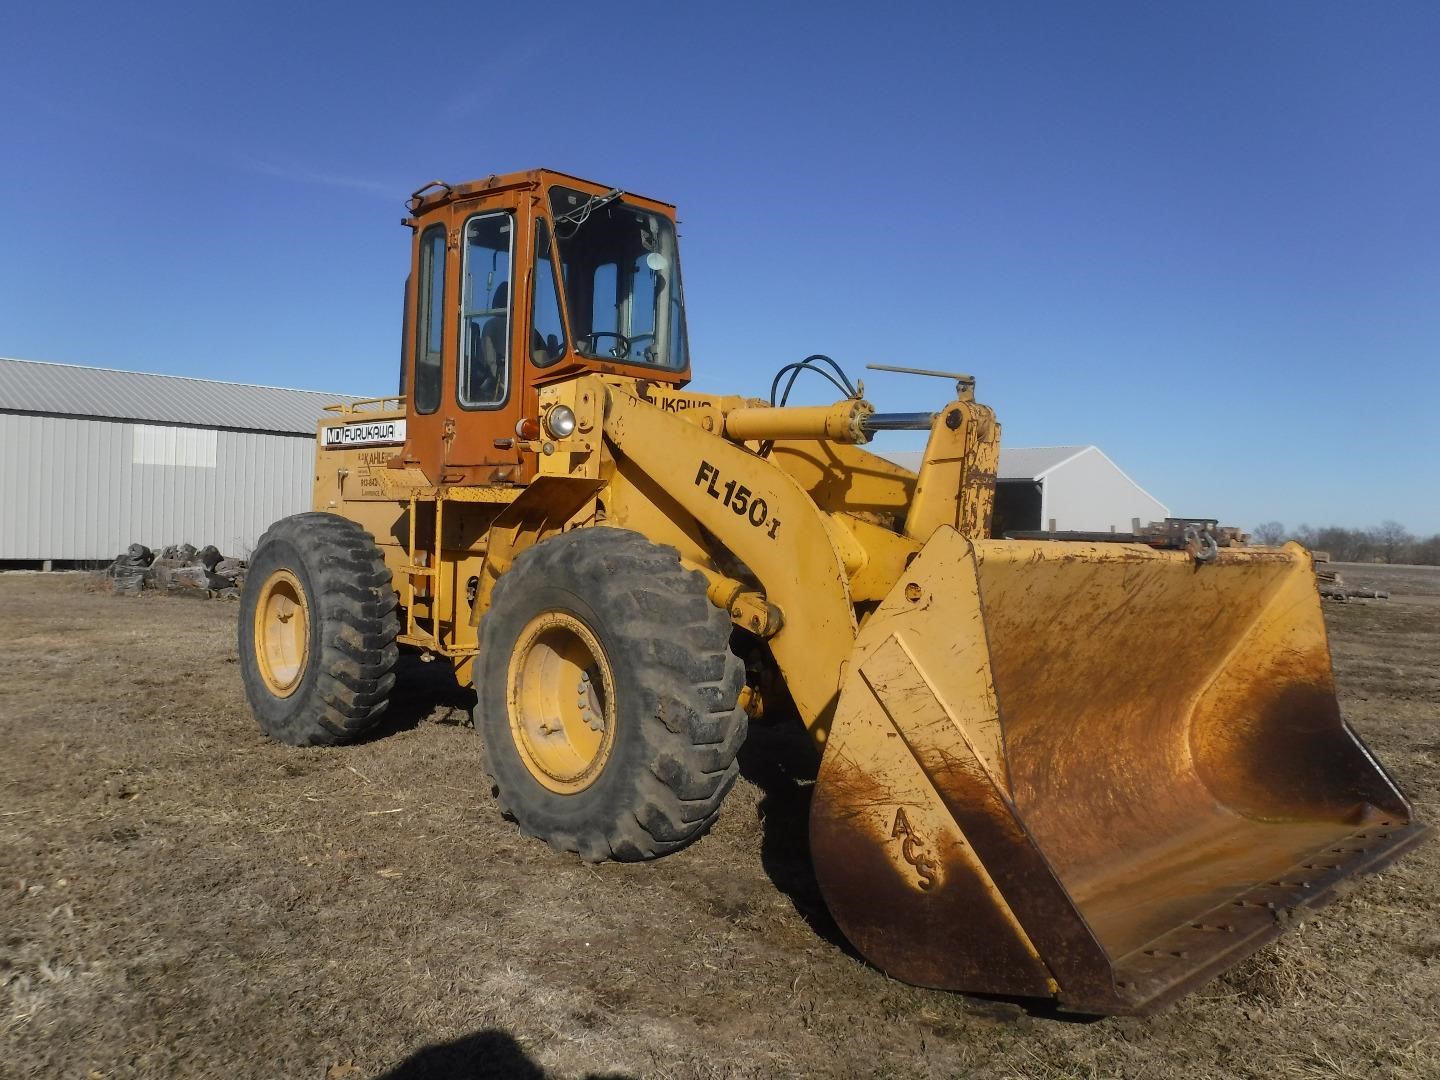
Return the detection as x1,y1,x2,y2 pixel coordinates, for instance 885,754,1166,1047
477,528,747,861
239,512,399,746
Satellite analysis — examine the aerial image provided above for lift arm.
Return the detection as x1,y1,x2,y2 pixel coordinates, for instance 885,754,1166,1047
601,385,859,740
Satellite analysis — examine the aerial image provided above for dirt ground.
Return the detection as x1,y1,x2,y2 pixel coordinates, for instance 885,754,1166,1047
3,564,1438,1079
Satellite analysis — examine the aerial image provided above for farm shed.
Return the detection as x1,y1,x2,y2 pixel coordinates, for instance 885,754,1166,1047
0,358,355,564
884,444,1169,535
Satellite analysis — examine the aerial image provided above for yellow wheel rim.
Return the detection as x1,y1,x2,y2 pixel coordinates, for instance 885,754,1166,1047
507,612,616,794
254,568,310,697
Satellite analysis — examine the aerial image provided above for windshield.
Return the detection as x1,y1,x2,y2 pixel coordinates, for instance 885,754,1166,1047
548,186,688,370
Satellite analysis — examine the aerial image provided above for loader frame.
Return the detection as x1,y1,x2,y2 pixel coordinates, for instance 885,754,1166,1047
313,371,996,739
282,168,1426,1015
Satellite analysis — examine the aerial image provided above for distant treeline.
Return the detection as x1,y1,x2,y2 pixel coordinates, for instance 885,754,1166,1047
1250,521,1440,565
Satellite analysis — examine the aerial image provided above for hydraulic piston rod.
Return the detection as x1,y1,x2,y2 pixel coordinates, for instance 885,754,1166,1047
862,412,937,433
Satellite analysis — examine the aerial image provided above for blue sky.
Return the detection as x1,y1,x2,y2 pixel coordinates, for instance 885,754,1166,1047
3,1,1437,533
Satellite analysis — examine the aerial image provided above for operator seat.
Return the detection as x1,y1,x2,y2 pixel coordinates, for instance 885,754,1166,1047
466,283,508,403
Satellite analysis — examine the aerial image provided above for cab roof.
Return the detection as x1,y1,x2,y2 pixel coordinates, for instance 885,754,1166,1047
404,169,676,218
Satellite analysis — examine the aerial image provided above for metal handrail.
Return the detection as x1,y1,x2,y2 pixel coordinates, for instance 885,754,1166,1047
323,396,406,415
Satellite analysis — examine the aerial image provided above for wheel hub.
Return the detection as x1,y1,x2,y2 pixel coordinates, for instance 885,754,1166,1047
254,568,309,697
507,612,616,794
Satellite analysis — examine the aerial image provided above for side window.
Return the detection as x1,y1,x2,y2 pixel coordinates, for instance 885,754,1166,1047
591,262,618,338
413,227,446,414
531,220,567,366
460,213,513,408
622,251,660,361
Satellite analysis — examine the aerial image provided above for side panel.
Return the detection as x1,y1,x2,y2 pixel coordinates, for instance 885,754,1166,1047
0,413,313,560
767,440,916,518
812,528,1110,1001
312,434,410,604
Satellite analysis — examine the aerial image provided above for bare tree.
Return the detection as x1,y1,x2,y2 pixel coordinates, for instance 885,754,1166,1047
1413,534,1440,566
1369,520,1413,564
1251,521,1286,545
1314,526,1373,562
1250,521,1438,565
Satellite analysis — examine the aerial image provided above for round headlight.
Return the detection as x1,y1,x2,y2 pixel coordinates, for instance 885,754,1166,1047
543,405,577,439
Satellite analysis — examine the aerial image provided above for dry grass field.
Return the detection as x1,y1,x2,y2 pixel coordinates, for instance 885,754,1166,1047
3,564,1438,1079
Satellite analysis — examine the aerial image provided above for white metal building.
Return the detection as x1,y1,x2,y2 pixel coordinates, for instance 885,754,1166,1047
0,358,355,563
1,356,1169,560
885,444,1169,534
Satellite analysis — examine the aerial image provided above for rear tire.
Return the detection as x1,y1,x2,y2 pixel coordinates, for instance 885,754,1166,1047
476,528,747,861
239,512,399,746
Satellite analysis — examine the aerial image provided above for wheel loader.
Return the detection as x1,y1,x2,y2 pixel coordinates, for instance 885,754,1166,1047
240,168,1425,1015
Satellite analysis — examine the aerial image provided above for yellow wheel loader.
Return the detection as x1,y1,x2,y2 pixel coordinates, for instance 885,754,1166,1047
239,169,1425,1014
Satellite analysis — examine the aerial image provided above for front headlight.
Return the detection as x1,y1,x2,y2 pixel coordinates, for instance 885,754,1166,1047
543,405,577,439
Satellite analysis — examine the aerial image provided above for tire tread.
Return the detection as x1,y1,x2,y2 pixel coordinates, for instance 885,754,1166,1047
478,527,747,861
239,512,399,746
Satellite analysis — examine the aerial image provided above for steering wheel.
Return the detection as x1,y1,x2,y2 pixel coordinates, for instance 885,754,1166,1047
626,333,656,361
579,331,631,359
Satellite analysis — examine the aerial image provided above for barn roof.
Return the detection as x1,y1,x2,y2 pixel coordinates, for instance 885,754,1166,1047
0,357,359,436
992,445,1091,479
884,445,1091,480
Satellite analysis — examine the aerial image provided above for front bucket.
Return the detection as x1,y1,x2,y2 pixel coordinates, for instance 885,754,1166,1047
810,528,1425,1014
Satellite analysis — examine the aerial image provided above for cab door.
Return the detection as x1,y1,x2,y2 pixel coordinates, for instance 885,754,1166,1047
401,197,529,485
443,206,525,481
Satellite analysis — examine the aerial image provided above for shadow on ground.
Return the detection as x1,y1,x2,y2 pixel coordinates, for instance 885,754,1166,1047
361,651,477,742
375,1028,635,1080
364,645,1078,1024
737,718,859,956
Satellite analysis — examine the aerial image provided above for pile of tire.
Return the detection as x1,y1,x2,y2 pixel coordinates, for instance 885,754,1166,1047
106,542,248,597
108,543,154,595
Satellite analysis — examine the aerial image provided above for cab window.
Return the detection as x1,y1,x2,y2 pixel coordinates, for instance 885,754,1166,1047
549,187,688,370
413,226,446,414
459,212,513,408
531,220,567,366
